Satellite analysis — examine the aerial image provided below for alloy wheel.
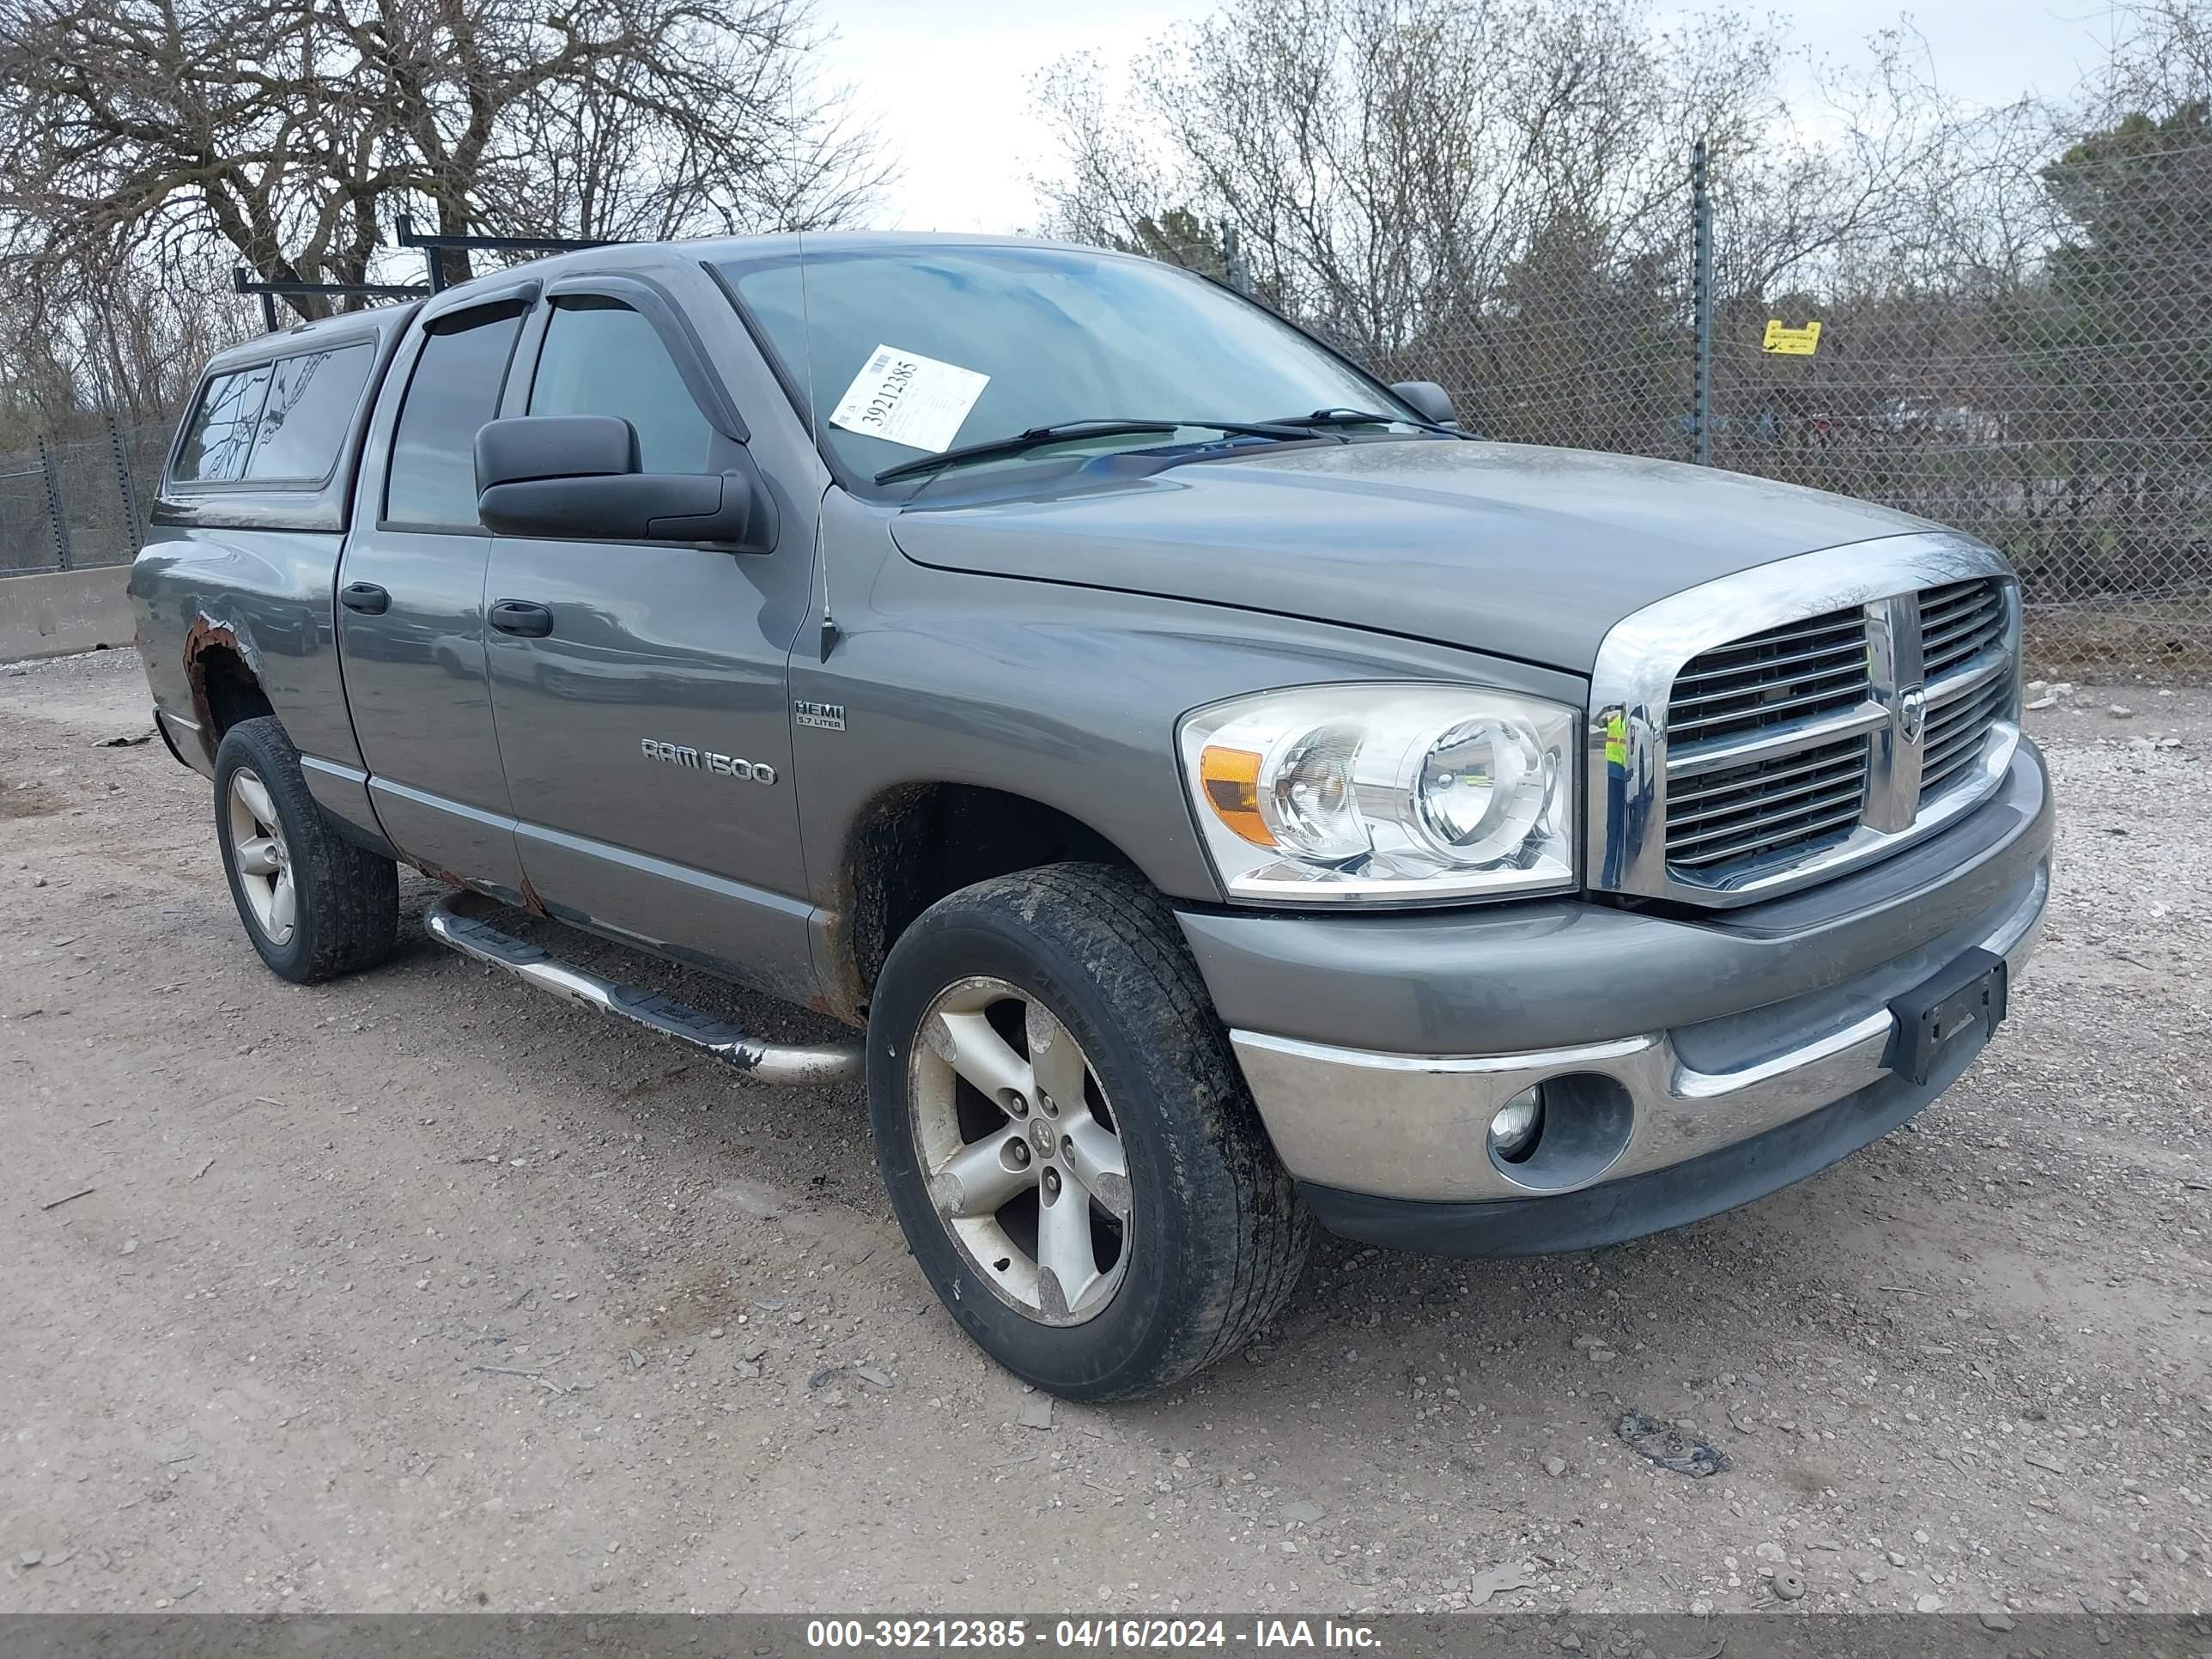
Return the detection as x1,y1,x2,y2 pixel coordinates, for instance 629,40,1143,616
908,975,1131,1324
226,767,296,946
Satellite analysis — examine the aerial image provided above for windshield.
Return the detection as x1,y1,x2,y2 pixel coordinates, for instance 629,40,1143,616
720,244,1418,487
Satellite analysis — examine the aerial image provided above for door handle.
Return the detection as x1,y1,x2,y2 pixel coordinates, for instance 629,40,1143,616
338,581,391,615
489,599,555,638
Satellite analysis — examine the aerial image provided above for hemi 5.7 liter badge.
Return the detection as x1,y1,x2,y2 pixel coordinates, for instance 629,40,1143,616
794,700,847,732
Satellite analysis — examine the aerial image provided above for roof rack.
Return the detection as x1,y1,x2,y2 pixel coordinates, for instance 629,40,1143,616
233,215,630,333
394,214,623,293
232,268,428,333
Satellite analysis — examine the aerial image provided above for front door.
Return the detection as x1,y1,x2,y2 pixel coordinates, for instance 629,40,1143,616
337,293,533,892
483,275,814,991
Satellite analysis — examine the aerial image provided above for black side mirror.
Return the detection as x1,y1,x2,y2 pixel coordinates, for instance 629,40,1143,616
1390,380,1461,428
474,415,771,550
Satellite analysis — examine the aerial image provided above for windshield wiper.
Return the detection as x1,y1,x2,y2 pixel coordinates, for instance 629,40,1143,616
1266,406,1471,439
872,416,1327,485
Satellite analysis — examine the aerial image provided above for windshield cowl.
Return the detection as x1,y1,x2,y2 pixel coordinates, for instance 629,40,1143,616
887,428,1457,506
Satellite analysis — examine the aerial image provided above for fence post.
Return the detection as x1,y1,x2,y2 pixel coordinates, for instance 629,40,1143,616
1691,138,1713,467
1220,221,1247,295
35,434,73,572
106,410,145,556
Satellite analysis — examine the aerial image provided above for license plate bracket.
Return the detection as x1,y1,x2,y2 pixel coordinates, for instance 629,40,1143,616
1884,946,2008,1087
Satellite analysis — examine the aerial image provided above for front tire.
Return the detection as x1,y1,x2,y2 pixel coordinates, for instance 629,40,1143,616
213,716,398,984
868,863,1311,1400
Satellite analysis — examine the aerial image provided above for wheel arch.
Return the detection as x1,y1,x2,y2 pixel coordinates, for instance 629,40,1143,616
823,781,1145,1023
182,616,276,763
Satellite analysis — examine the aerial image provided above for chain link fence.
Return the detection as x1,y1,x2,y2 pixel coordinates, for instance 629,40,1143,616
1711,134,2210,682
0,415,171,577
1355,122,2212,683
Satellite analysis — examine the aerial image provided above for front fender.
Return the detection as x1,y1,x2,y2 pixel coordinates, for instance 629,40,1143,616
789,494,1589,1000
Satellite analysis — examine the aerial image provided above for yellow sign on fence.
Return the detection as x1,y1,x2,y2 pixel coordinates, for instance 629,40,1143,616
1763,319,1823,356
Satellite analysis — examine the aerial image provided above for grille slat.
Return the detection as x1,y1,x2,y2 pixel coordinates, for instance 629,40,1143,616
1669,742,1869,806
1670,635,1869,698
1924,618,2004,674
1678,614,1867,671
1659,578,2013,885
1923,744,1989,797
1916,579,2008,805
1923,736,1989,792
1662,732,1870,875
1669,656,1869,717
1667,780,1870,855
1919,679,2009,797
1669,799,1866,870
1666,606,1870,757
1937,699,2008,756
1668,752,1869,830
1925,677,2007,738
1920,580,2007,680
1918,578,1990,615
1923,603,2001,655
1668,675,1870,743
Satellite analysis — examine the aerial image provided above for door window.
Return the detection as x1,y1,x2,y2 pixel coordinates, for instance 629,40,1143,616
386,303,527,531
528,299,716,475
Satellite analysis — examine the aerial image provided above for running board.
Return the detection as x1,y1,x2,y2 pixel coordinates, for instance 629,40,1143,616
425,889,865,1086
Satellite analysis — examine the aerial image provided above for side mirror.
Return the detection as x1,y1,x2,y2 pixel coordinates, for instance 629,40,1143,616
474,415,769,550
1390,380,1461,428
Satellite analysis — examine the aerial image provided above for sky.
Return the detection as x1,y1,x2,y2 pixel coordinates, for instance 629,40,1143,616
816,0,2135,235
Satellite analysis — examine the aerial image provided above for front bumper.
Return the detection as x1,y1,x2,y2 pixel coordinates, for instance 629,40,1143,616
1295,1022,2002,1256
1182,740,2051,1255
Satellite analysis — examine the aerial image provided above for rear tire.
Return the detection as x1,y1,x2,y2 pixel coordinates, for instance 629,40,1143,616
213,716,398,984
868,862,1311,1400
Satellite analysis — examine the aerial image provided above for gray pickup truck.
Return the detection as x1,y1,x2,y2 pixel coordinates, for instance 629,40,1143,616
131,232,2051,1399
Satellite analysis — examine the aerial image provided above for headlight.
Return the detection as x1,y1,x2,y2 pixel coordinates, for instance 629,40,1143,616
1178,684,1577,905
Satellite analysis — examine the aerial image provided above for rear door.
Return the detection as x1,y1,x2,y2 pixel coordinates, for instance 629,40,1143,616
482,269,815,986
337,289,534,892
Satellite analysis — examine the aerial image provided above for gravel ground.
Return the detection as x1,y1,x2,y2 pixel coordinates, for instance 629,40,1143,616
1,646,2207,1618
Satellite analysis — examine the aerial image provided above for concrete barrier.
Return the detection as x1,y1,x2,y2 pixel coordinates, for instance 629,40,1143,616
0,565,137,662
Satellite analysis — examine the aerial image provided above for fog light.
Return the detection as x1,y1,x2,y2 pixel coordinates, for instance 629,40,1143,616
1489,1085,1545,1163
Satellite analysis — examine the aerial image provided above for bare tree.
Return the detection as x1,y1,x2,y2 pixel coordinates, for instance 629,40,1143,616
0,0,886,319
1031,2,2065,444
2099,0,2212,118
1033,0,1779,362
495,3,883,244
0,250,258,442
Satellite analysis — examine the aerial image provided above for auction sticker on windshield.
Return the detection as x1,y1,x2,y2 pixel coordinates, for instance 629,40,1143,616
829,344,990,453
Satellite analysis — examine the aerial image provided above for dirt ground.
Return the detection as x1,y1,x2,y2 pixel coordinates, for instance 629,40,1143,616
1,645,2208,1619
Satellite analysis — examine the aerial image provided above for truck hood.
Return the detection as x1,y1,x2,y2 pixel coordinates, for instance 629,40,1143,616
888,440,1937,674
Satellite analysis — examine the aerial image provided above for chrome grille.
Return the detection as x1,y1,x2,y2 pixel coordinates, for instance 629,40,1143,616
1590,537,2022,908
1919,578,2007,678
1666,735,1870,872
1662,607,1871,874
1921,676,2008,799
1664,608,1870,749
1918,577,2011,803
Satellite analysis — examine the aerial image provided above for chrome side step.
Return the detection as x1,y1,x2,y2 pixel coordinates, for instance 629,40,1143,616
425,890,865,1086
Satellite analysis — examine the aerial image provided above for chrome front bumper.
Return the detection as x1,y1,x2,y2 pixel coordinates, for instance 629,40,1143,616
1229,861,2048,1205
